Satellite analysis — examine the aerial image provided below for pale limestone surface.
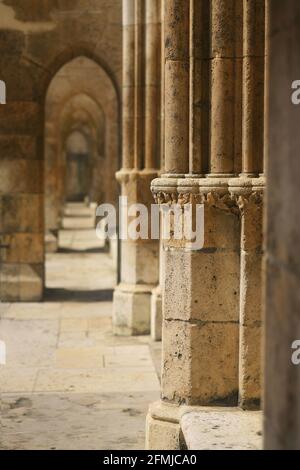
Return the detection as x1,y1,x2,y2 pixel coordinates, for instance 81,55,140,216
0,217,160,450
147,0,265,449
181,409,262,450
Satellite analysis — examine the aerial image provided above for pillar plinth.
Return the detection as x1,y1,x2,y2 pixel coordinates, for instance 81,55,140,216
146,401,181,450
154,178,240,405
113,169,159,335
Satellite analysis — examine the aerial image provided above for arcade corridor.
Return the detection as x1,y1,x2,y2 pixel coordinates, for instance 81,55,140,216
0,205,160,450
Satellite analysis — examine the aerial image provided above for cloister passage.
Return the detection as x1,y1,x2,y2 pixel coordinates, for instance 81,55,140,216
0,203,160,450
0,47,161,449
44,55,120,278
2,0,299,452
0,48,161,449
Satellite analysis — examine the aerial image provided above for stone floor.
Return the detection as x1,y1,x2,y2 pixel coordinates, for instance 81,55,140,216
0,204,160,450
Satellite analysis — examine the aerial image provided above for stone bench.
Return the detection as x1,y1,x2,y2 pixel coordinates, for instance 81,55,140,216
180,408,263,450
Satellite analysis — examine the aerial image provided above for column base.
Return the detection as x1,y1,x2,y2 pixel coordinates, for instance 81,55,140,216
151,286,162,341
0,263,44,302
146,400,263,450
45,231,58,253
113,283,154,336
146,401,182,450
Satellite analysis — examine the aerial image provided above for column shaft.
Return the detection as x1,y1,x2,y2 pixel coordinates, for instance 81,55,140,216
134,0,145,170
210,0,242,175
160,0,165,172
263,0,269,176
242,0,265,176
123,0,135,169
189,0,210,175
145,0,161,170
164,0,190,175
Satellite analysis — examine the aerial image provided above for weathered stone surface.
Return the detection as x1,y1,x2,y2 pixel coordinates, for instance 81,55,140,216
114,171,159,336
150,286,162,341
0,392,158,450
263,0,300,450
146,415,181,450
113,284,152,336
161,319,239,405
181,409,262,450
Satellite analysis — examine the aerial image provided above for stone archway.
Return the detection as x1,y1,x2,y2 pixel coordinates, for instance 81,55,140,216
0,53,120,301
45,89,108,248
44,55,120,293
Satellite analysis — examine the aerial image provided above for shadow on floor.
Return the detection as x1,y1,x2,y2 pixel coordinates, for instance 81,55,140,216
44,288,114,302
57,246,108,254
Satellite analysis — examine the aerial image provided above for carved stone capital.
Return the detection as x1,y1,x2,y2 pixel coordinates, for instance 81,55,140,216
116,169,138,184
117,168,159,185
228,176,265,216
199,191,239,214
153,191,179,205
151,175,265,215
151,176,239,213
234,191,264,216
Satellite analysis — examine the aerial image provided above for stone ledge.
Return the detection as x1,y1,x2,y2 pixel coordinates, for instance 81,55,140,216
180,408,262,450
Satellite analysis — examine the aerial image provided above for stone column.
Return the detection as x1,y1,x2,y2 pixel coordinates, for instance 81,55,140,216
263,0,269,177
146,0,251,450
210,0,242,175
150,0,164,342
122,0,135,170
44,121,60,253
189,0,209,175
229,0,265,409
145,0,161,171
160,0,165,173
264,0,300,450
150,0,191,345
0,101,44,301
242,0,265,176
224,0,265,410
229,178,264,409
113,0,160,335
133,0,144,170
164,0,189,175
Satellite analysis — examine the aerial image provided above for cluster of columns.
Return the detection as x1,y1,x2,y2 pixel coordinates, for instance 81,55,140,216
113,0,162,335
143,0,266,449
